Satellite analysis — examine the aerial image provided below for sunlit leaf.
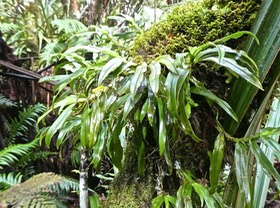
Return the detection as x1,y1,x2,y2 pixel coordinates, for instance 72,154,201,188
235,142,251,204
98,57,124,85
157,97,167,156
250,140,280,182
130,63,147,98
149,61,161,96
156,55,177,74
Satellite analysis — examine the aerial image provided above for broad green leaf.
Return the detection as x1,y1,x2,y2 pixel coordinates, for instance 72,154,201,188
98,57,124,85
89,193,101,208
152,195,165,208
192,182,215,208
191,86,238,122
45,104,75,147
250,140,280,182
130,63,147,98
149,61,161,95
235,142,251,204
165,195,176,207
156,55,177,74
157,97,167,156
210,133,225,189
176,183,193,208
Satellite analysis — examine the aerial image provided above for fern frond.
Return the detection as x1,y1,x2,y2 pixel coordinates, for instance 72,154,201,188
0,172,79,207
0,95,17,108
17,151,58,168
40,40,67,64
7,103,45,144
0,113,11,135
51,19,88,34
0,172,22,191
0,23,19,34
0,139,38,169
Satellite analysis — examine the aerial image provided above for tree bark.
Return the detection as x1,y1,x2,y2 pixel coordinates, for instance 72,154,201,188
79,148,89,208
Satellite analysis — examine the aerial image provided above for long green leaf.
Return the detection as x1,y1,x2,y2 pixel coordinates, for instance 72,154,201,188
166,70,189,117
45,104,75,147
210,133,225,189
253,96,280,208
98,57,124,85
192,183,215,208
201,56,262,90
130,63,147,99
157,97,167,156
149,61,161,96
224,0,280,134
250,140,280,182
156,55,177,74
191,86,238,122
235,142,251,205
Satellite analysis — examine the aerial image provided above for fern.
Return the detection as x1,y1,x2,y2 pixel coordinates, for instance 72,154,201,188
0,172,79,207
0,94,17,108
0,23,19,34
17,150,58,168
0,139,38,169
0,172,22,191
7,103,46,144
51,19,88,34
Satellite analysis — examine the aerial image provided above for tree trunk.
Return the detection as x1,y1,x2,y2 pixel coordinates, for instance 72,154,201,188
80,148,89,208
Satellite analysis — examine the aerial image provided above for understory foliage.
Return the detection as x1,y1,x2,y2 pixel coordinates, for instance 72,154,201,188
36,0,280,206
0,96,79,207
0,172,79,207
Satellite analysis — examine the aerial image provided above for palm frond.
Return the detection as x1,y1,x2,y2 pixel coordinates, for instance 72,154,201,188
0,139,38,169
0,172,79,207
0,172,22,192
7,103,45,144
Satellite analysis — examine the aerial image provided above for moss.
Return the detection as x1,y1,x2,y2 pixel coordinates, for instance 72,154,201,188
130,0,259,62
103,172,154,208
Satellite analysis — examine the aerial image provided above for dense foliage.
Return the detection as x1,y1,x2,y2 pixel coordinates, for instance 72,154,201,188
0,0,279,207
